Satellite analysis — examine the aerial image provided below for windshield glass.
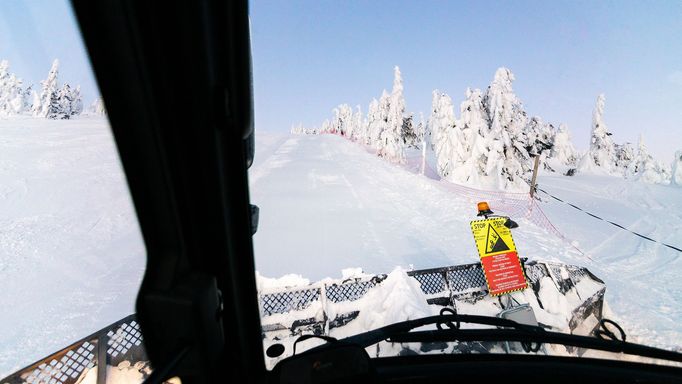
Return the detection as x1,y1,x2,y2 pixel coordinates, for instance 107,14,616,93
249,0,682,368
0,1,146,381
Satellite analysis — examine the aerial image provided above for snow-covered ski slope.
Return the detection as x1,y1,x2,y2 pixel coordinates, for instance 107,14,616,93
0,117,145,378
250,132,682,351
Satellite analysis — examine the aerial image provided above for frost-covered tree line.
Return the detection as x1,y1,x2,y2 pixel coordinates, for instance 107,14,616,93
294,66,679,189
0,59,106,119
578,94,672,184
300,66,417,164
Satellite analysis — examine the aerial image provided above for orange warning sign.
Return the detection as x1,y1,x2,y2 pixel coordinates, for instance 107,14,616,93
470,217,528,296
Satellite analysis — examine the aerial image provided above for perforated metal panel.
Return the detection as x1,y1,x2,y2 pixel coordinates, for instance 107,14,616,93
2,315,147,384
106,320,145,366
409,271,447,295
18,342,96,384
326,280,374,303
259,288,321,316
446,265,487,292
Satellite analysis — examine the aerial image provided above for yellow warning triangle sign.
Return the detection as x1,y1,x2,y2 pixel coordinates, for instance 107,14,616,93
486,224,510,253
470,217,517,257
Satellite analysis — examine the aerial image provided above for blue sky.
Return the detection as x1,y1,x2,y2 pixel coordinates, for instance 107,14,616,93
0,1,98,106
251,0,682,162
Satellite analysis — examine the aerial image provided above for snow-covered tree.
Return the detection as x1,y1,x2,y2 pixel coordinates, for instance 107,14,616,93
89,97,107,116
671,150,682,187
579,94,617,174
369,93,390,150
54,83,73,119
320,119,331,134
549,124,578,168
0,60,26,116
415,112,426,143
352,105,364,143
22,85,34,112
378,66,406,163
331,104,353,137
429,91,461,177
69,85,83,116
401,113,418,147
627,135,666,184
451,88,488,182
614,142,634,173
481,67,530,189
35,59,61,118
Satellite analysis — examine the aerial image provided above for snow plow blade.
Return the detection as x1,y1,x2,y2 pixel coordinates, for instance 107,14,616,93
258,260,606,360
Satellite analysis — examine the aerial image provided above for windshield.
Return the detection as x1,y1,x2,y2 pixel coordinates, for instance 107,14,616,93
249,0,682,368
0,1,146,381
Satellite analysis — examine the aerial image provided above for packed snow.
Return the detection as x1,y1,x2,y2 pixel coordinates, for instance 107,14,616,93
0,117,144,378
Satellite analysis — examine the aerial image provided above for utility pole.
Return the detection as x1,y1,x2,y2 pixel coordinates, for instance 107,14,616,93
529,155,540,198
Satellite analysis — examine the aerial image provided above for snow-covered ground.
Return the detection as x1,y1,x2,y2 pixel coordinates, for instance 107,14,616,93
0,122,680,377
0,117,145,378
251,132,682,352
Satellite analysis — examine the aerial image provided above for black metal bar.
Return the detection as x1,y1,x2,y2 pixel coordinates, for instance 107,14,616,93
97,333,108,384
386,328,682,364
341,314,538,349
141,346,190,384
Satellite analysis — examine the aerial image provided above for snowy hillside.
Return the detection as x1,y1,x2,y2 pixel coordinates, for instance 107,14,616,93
251,132,682,352
0,117,145,378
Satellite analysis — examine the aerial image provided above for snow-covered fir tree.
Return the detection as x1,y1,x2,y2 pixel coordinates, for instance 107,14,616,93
69,85,83,116
549,124,578,168
22,85,34,112
378,66,406,163
415,112,426,143
627,135,667,184
365,98,381,146
672,150,682,187
401,113,418,148
0,60,26,116
449,88,488,183
353,105,364,143
429,91,460,177
54,83,73,119
89,97,107,116
331,104,353,137
35,59,61,118
614,142,634,173
481,67,531,189
579,94,618,174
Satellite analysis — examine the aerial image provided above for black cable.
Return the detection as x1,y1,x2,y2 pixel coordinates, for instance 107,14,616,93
536,187,682,254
